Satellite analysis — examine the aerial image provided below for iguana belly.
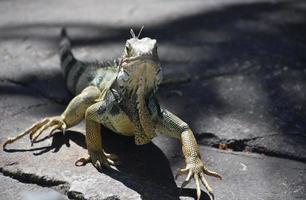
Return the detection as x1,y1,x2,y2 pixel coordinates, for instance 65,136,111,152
102,111,136,137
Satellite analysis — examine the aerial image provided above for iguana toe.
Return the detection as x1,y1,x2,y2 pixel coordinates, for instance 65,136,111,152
75,150,120,170
2,116,67,149
177,157,221,200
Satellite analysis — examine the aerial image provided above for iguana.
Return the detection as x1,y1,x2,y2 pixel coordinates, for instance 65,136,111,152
2,28,222,200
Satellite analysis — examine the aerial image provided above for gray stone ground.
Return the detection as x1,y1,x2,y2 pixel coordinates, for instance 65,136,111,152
1,0,306,199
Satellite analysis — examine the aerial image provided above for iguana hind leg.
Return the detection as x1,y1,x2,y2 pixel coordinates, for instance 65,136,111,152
2,86,100,149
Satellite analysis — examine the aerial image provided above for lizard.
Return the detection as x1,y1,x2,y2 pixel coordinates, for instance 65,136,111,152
2,28,222,200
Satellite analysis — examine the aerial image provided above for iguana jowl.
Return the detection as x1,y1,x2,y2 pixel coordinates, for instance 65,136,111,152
3,28,222,200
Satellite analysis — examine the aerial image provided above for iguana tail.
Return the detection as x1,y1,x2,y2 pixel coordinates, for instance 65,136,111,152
59,28,93,95
59,28,119,95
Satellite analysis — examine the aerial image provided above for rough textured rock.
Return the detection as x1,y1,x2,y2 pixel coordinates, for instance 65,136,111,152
155,136,306,200
0,174,68,200
1,0,306,199
155,0,306,161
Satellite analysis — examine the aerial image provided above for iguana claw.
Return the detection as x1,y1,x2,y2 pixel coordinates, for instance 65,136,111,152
75,150,120,170
29,116,67,145
2,116,66,149
176,157,222,200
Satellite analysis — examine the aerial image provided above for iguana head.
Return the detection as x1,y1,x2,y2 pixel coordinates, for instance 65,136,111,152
117,29,162,95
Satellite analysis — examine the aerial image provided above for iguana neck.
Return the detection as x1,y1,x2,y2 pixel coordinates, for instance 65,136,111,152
114,73,157,144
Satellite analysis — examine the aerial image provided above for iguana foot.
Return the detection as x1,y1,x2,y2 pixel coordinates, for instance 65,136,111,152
2,116,67,149
176,157,222,200
75,150,120,170
28,116,67,145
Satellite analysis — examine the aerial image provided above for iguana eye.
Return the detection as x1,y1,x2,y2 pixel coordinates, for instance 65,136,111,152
125,45,131,55
153,44,158,56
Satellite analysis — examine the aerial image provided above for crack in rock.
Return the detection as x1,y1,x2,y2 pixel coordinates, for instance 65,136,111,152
0,167,84,199
67,190,87,200
67,191,119,200
0,167,123,200
196,132,306,163
247,145,306,164
0,167,66,187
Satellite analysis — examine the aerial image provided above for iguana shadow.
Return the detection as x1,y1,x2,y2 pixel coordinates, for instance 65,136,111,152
100,128,211,200
4,128,210,199
4,128,210,200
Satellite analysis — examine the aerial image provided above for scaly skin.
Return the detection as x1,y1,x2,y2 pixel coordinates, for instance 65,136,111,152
2,28,221,200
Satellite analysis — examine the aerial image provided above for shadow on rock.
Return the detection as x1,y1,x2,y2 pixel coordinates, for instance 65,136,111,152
2,131,73,155
101,128,211,200
2,0,306,162
4,128,210,200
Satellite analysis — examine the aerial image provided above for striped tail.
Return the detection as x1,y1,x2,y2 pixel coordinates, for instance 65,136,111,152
59,28,119,95
59,28,88,94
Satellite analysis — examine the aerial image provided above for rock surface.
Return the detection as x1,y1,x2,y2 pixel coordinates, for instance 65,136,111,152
1,0,306,199
0,174,68,200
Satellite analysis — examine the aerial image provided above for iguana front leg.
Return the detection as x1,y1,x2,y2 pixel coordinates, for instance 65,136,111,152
2,86,100,149
75,100,120,169
156,109,222,200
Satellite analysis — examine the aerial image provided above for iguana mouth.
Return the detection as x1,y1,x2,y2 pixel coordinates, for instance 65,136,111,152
122,55,158,64
119,55,160,92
